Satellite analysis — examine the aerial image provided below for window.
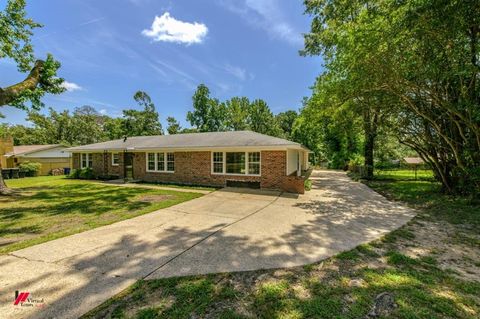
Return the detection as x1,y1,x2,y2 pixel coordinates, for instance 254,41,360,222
167,153,175,172
112,153,120,166
81,153,92,168
211,151,260,176
226,152,246,174
157,153,165,171
248,152,261,175
146,152,174,172
213,152,223,173
147,153,155,171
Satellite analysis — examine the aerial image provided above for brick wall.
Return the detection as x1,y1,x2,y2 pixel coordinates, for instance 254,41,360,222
133,152,262,187
72,150,305,193
72,152,124,178
72,153,80,170
91,153,104,176
280,176,306,194
105,152,124,178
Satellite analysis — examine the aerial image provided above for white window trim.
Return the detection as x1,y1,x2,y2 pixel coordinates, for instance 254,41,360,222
111,152,119,166
146,152,175,173
80,153,92,168
211,151,261,176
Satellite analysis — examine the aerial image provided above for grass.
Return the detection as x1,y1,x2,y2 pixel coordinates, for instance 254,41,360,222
373,168,434,181
0,176,204,254
83,171,480,319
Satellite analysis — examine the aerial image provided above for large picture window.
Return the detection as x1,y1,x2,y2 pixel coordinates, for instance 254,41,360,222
212,151,260,176
81,153,92,168
146,152,174,172
226,152,246,174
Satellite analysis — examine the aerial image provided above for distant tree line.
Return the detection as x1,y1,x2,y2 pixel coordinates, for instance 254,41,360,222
1,85,299,146
1,90,162,146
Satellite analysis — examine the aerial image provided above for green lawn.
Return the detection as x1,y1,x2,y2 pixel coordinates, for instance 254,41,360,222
373,168,434,181
0,176,204,254
83,173,480,319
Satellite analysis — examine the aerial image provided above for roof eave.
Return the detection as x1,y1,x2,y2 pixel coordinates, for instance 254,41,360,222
16,144,64,156
67,144,303,152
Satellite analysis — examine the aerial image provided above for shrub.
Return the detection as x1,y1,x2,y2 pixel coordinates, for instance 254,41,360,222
304,179,312,191
347,155,365,175
67,169,80,179
18,161,42,177
68,167,96,180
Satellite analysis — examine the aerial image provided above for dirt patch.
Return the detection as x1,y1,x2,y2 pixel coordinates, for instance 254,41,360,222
138,195,175,202
395,220,480,281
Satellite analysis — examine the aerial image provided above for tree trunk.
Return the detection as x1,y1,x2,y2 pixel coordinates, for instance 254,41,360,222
0,164,12,195
363,108,379,179
364,132,375,179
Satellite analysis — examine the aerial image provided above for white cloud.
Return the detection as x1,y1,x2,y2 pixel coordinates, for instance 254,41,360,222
61,81,83,92
99,109,107,115
142,12,208,45
224,64,247,81
218,0,302,46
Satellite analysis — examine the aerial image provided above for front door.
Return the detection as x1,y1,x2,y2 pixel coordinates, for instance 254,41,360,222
124,152,134,179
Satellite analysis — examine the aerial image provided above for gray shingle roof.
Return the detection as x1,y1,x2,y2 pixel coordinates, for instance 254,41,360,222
67,131,309,152
4,144,63,157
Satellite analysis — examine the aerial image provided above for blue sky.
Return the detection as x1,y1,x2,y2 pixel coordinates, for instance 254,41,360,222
1,0,322,129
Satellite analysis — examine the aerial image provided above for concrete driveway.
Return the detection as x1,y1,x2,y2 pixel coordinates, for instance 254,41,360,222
0,170,415,319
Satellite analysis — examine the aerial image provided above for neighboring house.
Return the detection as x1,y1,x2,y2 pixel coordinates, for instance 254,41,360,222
2,142,71,176
67,131,311,193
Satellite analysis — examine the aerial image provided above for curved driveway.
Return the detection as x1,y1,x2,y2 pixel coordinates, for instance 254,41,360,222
0,170,415,319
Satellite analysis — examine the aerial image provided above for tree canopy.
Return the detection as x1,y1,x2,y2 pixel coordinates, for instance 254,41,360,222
186,84,291,137
0,0,64,110
300,0,480,194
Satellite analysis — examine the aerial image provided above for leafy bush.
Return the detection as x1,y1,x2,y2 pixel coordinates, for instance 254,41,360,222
18,161,42,177
68,167,96,180
347,154,365,174
304,179,312,191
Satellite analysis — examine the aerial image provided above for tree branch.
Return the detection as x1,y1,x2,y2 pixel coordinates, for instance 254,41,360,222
0,60,44,107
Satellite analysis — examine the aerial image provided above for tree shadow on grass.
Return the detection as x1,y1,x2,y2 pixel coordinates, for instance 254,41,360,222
0,183,196,255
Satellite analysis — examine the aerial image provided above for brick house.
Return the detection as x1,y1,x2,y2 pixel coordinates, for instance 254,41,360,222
67,131,311,193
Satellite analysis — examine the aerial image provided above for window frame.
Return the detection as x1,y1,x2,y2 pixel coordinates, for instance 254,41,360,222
211,151,261,176
80,153,92,169
166,152,175,172
212,152,225,174
248,151,261,175
146,152,175,173
111,152,120,166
